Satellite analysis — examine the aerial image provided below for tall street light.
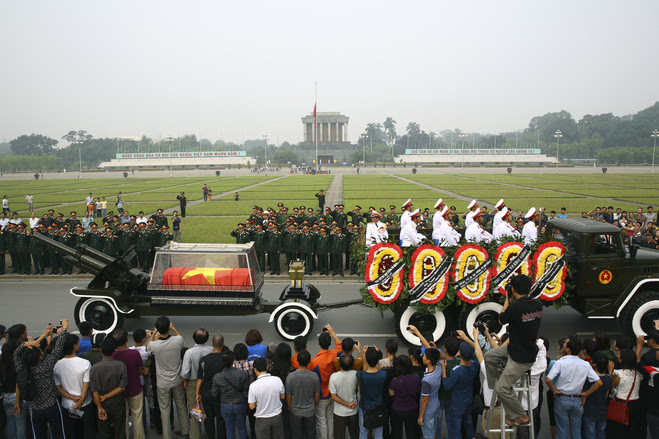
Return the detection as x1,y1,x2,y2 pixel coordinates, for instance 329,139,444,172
165,136,175,177
75,139,83,179
263,134,268,168
554,130,563,174
459,133,468,174
652,129,659,173
360,133,367,169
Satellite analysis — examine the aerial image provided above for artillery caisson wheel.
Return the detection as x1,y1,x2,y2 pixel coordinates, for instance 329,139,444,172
395,306,447,346
272,303,315,341
459,302,506,340
74,297,125,333
619,290,659,336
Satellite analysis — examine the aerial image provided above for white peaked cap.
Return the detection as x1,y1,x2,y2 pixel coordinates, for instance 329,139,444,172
466,210,477,219
525,207,537,219
440,206,450,217
468,199,478,209
371,210,382,218
410,209,421,218
495,199,505,209
402,199,413,208
500,207,510,218
434,198,444,209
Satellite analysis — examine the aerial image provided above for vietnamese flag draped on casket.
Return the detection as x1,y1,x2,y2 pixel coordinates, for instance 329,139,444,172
162,267,252,288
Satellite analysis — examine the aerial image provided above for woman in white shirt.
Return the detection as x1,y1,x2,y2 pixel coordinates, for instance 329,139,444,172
608,349,642,437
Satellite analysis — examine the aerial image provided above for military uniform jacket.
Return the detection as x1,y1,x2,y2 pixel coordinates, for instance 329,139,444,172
151,215,168,229
231,230,251,244
316,234,331,254
251,231,268,253
65,218,81,230
157,232,173,247
276,212,287,225
87,231,103,250
266,231,282,252
135,231,151,251
102,235,118,255
298,233,316,254
71,232,89,249
348,212,364,226
0,230,6,252
28,234,44,254
14,232,29,253
117,230,135,252
282,231,299,254
334,212,347,228
330,233,347,254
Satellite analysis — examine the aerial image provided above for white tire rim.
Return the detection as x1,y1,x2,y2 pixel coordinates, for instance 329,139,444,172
275,307,312,340
464,302,508,340
631,299,659,336
398,307,446,346
78,298,119,333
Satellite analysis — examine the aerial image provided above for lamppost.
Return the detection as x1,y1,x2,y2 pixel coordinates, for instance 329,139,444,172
554,130,563,174
652,129,659,173
75,139,83,179
165,136,175,177
459,133,468,174
263,134,268,169
360,133,367,171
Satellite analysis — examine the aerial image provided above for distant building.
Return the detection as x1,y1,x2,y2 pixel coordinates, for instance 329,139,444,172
301,112,349,143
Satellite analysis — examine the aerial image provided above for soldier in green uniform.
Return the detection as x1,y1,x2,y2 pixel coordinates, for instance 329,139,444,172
335,204,348,228
250,224,268,272
28,227,45,275
150,209,169,229
70,225,89,273
101,227,119,258
45,225,59,274
87,223,104,251
344,222,355,273
146,219,159,269
282,224,299,268
135,223,151,271
248,205,260,225
348,205,364,227
298,225,316,275
315,227,331,275
266,223,283,275
14,223,30,275
57,226,74,274
65,211,81,230
157,225,173,247
231,223,251,244
385,205,399,227
330,226,348,276
5,223,17,272
117,223,134,255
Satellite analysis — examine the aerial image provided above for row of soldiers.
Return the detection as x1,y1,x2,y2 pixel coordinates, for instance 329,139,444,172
231,219,360,276
0,218,173,275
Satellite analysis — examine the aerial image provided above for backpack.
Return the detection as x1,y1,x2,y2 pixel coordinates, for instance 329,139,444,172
16,366,37,402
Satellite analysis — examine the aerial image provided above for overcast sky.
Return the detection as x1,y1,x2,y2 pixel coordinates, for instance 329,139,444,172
1,1,658,146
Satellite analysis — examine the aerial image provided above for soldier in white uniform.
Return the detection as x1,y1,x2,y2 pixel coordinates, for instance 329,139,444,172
464,199,479,228
522,207,539,245
492,199,507,229
400,199,414,230
465,210,493,244
400,209,425,247
431,198,445,243
438,206,461,246
493,207,521,240
365,210,389,247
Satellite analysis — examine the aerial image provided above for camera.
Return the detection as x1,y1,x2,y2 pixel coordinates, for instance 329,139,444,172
505,283,513,299
473,320,486,333
322,327,328,332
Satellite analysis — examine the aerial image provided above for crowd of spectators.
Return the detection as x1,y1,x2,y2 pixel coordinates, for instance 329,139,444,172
1,304,657,438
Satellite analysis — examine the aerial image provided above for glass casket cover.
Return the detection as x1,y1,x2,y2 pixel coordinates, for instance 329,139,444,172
148,242,263,294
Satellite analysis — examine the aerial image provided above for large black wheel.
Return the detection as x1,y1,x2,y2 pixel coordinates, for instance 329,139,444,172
74,297,125,333
458,301,506,340
619,290,659,336
395,306,447,346
272,302,315,340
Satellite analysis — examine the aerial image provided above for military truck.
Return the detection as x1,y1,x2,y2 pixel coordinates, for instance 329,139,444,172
389,217,659,345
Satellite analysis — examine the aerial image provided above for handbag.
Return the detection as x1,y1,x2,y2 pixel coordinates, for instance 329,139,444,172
359,372,387,430
606,370,636,425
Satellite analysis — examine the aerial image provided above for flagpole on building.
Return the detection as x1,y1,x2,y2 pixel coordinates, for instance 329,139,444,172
315,82,319,171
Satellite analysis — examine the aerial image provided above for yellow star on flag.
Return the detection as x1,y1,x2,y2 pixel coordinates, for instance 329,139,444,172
182,268,229,285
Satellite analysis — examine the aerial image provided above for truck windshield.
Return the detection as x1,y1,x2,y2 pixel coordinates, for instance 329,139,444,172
590,234,620,255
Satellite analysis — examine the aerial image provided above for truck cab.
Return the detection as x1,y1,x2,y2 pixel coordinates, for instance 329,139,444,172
547,218,659,335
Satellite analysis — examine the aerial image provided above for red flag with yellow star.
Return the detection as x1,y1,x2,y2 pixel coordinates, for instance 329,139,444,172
162,267,252,288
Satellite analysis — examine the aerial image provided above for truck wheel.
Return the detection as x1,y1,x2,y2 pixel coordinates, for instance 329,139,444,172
272,303,315,341
459,302,506,340
396,306,446,346
620,291,659,336
74,297,125,333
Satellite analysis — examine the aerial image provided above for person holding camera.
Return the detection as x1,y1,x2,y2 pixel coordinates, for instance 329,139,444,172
483,274,542,427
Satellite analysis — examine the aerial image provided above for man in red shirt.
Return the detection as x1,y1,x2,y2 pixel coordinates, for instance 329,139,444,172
309,324,342,439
